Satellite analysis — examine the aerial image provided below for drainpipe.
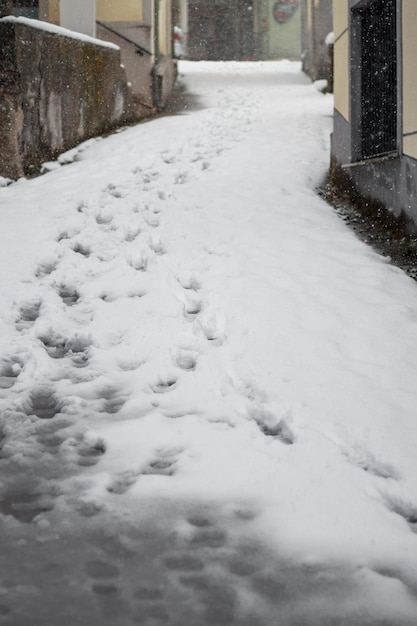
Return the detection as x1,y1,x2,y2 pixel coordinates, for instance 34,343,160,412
152,0,162,108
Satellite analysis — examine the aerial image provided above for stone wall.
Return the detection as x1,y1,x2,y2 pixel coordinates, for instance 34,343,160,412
0,18,133,179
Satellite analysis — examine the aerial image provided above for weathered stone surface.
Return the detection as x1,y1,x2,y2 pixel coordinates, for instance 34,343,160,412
0,21,133,178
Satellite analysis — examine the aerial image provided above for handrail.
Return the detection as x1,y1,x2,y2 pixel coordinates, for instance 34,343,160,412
96,20,152,56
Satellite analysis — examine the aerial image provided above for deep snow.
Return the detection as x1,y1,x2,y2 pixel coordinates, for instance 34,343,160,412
0,61,417,625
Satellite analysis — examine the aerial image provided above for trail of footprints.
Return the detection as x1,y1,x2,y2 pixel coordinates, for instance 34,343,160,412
1,140,417,625
3,137,416,560
0,157,231,527
338,444,417,533
0,496,415,624
107,447,182,495
78,505,263,624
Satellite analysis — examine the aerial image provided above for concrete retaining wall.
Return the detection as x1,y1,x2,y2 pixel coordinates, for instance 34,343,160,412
0,18,132,179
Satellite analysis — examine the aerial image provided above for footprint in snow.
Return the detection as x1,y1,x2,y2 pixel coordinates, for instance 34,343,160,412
85,560,120,579
251,408,295,445
117,359,145,372
91,583,119,596
344,447,400,481
176,351,198,371
149,236,166,256
0,359,22,389
16,298,42,330
35,254,61,277
185,514,228,548
57,228,80,242
179,574,237,624
164,554,205,572
100,289,146,302
198,310,226,345
136,167,160,184
95,212,113,226
142,457,178,477
71,241,91,257
0,488,54,523
161,150,179,165
38,330,91,362
71,350,90,369
105,183,126,199
77,433,107,467
27,387,63,420
102,394,126,415
107,448,182,494
34,416,74,438
145,215,160,228
174,171,188,185
188,527,228,549
151,376,178,394
36,431,67,450
76,201,88,213
57,284,80,306
38,331,68,359
383,494,417,534
186,513,216,528
107,469,141,495
183,297,202,320
124,226,141,242
96,385,128,415
134,586,164,601
127,252,148,272
176,274,201,292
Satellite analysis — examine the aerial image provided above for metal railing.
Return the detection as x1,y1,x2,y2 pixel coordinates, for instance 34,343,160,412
96,20,152,57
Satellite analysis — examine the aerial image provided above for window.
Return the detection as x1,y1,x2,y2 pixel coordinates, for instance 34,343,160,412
351,0,398,160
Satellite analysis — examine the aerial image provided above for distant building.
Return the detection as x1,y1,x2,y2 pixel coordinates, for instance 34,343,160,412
184,0,256,61
174,0,301,61
331,0,417,233
259,0,301,59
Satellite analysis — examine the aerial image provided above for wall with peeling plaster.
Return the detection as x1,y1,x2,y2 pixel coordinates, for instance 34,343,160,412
0,20,132,179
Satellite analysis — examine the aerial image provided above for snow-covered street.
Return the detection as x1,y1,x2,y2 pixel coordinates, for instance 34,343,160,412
1,61,417,625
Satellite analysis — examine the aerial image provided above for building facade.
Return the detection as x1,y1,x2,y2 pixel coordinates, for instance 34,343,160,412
176,0,301,61
3,0,176,107
331,0,417,232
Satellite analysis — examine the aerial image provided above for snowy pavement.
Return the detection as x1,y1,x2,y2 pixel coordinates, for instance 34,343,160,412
1,61,417,625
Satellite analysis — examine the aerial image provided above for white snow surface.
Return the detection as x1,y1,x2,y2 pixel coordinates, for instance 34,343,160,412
1,61,417,623
325,31,334,46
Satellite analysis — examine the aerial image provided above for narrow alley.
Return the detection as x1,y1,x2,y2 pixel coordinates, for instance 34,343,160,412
0,61,417,625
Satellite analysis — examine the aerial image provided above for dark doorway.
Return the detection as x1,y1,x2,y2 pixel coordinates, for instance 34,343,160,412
352,0,397,160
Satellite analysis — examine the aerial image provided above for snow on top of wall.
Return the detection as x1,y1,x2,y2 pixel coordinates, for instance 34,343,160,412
0,15,120,50
325,31,334,46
